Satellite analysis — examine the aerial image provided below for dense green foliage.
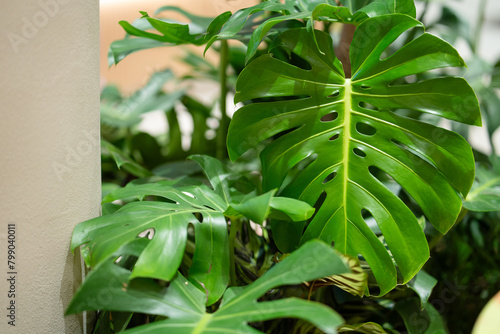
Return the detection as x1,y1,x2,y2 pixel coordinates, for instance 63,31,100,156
68,0,500,333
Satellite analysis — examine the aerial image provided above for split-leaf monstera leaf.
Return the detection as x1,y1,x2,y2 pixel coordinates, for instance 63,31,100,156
228,14,481,295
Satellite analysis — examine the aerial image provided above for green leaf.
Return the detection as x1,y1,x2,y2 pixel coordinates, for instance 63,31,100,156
228,17,480,294
72,182,229,305
70,240,350,334
189,154,232,203
408,270,438,307
464,157,500,212
109,10,231,65
102,140,153,178
395,297,447,334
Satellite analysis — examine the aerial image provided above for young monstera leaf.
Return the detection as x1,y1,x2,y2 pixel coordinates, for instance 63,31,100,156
68,239,351,334
228,15,481,295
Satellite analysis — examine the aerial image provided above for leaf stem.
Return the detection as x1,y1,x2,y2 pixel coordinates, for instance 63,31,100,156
472,0,487,54
217,40,230,160
229,218,242,286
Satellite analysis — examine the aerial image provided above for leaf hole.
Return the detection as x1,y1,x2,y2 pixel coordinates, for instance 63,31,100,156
329,133,340,141
361,209,381,235
391,138,408,150
360,85,372,90
288,51,313,71
356,122,377,136
320,112,338,122
358,101,379,111
353,148,366,158
193,212,203,223
182,191,196,199
248,95,310,104
310,191,327,221
328,90,340,98
138,228,155,240
368,166,402,196
203,204,216,211
323,172,337,184
273,125,302,140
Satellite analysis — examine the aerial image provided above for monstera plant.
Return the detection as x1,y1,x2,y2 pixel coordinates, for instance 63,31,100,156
228,14,481,295
67,0,487,333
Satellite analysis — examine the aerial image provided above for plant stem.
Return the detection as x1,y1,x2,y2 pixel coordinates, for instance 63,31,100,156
229,219,242,286
473,0,488,54
217,40,229,160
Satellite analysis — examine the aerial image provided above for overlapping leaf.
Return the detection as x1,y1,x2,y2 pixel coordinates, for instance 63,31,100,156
68,240,351,334
228,15,480,294
207,0,416,62
109,8,231,65
71,155,314,304
109,1,416,66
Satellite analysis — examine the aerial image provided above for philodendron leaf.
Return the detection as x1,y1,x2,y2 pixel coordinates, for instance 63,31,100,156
68,240,350,334
228,16,480,295
464,157,500,212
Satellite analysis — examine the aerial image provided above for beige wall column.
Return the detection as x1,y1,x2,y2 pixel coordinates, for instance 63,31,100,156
0,0,100,333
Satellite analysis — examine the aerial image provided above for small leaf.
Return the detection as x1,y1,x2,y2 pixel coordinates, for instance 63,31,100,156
102,140,153,178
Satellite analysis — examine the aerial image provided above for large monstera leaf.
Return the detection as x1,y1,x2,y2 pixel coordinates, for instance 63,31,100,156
228,15,481,294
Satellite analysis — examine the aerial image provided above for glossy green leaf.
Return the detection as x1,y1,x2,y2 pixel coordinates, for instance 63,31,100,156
408,270,438,308
464,158,500,212
228,16,480,294
72,182,228,305
71,240,350,334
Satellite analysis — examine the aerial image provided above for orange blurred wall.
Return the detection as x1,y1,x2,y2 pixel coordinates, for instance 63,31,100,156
100,0,257,94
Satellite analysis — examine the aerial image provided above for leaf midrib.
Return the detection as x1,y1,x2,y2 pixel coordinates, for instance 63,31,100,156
341,78,352,253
